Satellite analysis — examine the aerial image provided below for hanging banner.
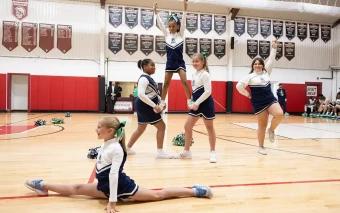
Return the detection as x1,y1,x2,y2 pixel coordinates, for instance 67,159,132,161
284,42,295,61
140,34,154,56
200,14,212,34
199,38,212,57
186,13,198,33
2,21,19,51
234,17,245,37
260,19,271,39
12,0,28,21
259,41,270,60
141,9,154,30
214,39,225,59
321,25,331,43
108,6,122,28
285,21,296,40
57,25,72,54
39,23,55,53
155,35,166,56
275,41,283,60
124,33,138,55
125,7,138,29
185,37,198,58
214,15,226,35
22,22,37,52
272,20,283,39
247,39,258,59
247,18,258,38
108,32,122,54
156,10,169,30
309,24,319,42
297,23,307,41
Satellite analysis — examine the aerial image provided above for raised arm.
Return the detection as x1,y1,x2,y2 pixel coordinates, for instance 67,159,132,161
194,72,212,106
179,0,188,36
138,77,157,108
154,2,168,37
236,75,252,98
265,40,278,76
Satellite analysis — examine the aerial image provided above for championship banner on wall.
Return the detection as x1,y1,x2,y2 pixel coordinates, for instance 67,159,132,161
109,6,122,28
12,0,28,21
141,9,154,30
186,13,198,33
214,15,226,35
57,25,72,53
260,19,271,39
234,17,245,37
2,21,19,51
200,14,212,34
140,34,154,56
124,33,138,55
199,38,211,57
321,25,331,43
259,40,270,60
39,23,55,53
247,18,258,38
213,39,225,59
155,35,166,56
108,32,122,54
275,41,283,60
22,22,37,52
284,42,295,61
185,37,198,58
306,86,317,96
247,39,258,59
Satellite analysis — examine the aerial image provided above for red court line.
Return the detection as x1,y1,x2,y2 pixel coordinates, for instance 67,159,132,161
88,164,96,184
1,178,340,200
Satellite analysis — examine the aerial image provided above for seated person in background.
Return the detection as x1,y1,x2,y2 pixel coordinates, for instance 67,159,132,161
302,96,316,116
332,92,340,119
313,94,330,117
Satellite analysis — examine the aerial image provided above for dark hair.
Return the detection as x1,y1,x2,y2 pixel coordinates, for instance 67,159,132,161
192,52,209,72
168,14,181,32
249,57,266,74
137,59,152,70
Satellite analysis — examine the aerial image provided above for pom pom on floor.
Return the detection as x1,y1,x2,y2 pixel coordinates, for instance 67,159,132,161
172,133,194,146
51,118,64,124
34,119,46,126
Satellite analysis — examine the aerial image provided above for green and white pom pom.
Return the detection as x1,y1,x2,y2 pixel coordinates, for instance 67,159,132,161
51,118,64,124
172,133,194,146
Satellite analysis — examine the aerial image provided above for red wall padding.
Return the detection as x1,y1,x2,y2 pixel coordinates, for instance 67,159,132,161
30,76,99,111
232,82,253,113
168,80,227,112
232,82,306,113
0,74,6,110
279,83,305,112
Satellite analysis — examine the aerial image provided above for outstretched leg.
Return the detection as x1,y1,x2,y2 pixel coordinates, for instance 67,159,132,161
160,72,174,104
24,180,107,199
129,185,212,201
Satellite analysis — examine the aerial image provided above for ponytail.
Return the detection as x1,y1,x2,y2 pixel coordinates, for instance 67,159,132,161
137,58,152,71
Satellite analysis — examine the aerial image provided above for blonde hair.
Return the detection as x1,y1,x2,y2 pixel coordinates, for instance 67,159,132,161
192,53,209,72
100,116,126,152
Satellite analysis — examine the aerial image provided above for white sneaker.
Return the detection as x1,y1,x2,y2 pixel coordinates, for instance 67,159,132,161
284,112,289,116
209,151,217,163
258,147,267,155
173,150,192,159
155,151,173,159
267,128,275,143
127,148,136,155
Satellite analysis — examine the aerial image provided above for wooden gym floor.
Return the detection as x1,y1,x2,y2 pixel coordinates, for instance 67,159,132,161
0,112,339,212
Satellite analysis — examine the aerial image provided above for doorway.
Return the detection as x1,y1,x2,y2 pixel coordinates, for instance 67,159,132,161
7,74,31,112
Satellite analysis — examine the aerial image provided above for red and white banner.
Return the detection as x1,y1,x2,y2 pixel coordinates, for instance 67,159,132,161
2,21,19,51
12,0,28,21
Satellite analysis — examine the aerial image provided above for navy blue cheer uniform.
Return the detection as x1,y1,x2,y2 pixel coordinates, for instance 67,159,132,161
96,138,138,202
188,70,215,119
135,74,162,124
236,48,278,115
156,12,187,72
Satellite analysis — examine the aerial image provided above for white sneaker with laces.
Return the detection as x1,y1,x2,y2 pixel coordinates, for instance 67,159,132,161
173,150,192,159
267,128,275,143
155,151,173,159
127,148,136,155
258,147,267,155
209,151,217,163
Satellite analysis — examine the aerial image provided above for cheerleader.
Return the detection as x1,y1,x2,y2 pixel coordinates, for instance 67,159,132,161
332,93,340,119
314,94,330,117
173,53,217,163
126,59,172,159
236,40,283,155
303,96,317,116
24,117,213,213
153,0,193,110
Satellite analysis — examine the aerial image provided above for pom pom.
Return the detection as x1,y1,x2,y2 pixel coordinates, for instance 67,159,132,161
34,119,46,126
87,146,101,159
65,112,71,117
172,133,194,146
51,118,64,124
